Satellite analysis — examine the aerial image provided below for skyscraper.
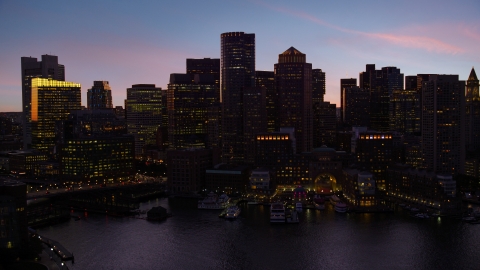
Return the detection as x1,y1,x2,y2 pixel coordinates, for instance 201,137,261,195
220,32,255,163
21,55,65,149
422,75,465,175
30,78,81,155
243,86,266,164
167,73,218,149
87,81,113,109
312,69,326,104
465,67,480,151
340,78,357,127
125,84,163,157
275,47,313,153
255,71,276,133
342,86,370,127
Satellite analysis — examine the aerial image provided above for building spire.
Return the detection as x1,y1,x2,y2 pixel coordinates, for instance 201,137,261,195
468,67,478,81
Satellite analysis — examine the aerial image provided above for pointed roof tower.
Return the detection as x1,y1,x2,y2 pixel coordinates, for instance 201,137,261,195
278,47,306,63
468,67,478,81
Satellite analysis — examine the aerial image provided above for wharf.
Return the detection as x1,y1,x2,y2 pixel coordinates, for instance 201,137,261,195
29,229,74,263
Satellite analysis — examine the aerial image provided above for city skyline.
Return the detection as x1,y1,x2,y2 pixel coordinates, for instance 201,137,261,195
1,0,480,111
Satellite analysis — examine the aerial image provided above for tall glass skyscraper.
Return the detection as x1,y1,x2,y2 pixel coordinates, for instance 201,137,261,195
274,47,313,153
125,84,163,158
21,55,65,149
30,78,81,155
220,32,255,163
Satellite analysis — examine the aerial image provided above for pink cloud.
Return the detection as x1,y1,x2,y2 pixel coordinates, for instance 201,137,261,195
257,1,464,55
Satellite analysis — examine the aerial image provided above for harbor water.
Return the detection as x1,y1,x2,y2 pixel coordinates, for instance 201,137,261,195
37,198,480,270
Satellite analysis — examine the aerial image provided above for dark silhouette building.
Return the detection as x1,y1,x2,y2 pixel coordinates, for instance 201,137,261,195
125,84,163,157
87,81,113,109
243,86,266,164
255,71,276,133
340,78,357,127
465,67,480,151
21,55,65,149
312,69,326,103
421,75,465,175
167,73,219,149
342,86,370,128
275,47,313,153
313,101,336,148
220,32,255,163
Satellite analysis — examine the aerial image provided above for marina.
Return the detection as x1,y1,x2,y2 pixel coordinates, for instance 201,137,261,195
36,197,480,270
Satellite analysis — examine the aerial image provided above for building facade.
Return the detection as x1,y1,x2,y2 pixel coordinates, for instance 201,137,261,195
87,81,113,109
125,84,163,157
21,55,65,149
421,75,465,175
30,78,81,155
275,47,313,153
220,32,255,163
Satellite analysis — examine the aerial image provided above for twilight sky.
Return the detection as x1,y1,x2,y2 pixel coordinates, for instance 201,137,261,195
1,0,479,111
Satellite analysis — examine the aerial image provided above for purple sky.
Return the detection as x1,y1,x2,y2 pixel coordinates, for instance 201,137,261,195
1,0,479,111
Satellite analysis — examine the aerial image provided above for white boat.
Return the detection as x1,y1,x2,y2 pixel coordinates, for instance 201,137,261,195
270,202,286,223
334,202,348,213
198,192,230,209
415,213,429,219
225,205,241,219
295,202,303,210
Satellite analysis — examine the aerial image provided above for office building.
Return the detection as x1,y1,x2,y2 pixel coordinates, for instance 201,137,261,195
220,32,255,163
243,86,266,164
87,81,113,109
30,78,81,155
0,179,27,259
275,47,313,153
59,136,135,183
422,75,465,175
353,131,393,191
255,71,276,133
465,67,480,150
313,101,336,148
340,78,357,127
312,69,326,103
390,88,420,135
21,55,65,149
125,84,163,157
167,74,218,149
167,148,212,193
342,86,370,128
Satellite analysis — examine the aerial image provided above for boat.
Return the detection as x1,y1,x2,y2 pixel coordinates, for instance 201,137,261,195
462,216,476,222
314,202,325,210
295,202,303,211
410,208,420,212
270,202,286,223
329,195,341,205
286,208,299,224
334,202,348,213
225,205,241,219
415,213,430,219
198,192,230,209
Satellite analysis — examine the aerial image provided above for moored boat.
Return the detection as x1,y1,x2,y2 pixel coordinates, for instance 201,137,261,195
198,192,230,209
334,202,348,213
225,205,241,219
270,202,286,223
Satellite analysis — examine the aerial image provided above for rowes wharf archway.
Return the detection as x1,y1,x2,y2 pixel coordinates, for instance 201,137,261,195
308,146,347,195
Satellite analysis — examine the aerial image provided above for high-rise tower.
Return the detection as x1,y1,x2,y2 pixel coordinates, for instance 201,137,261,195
421,75,465,175
465,67,480,150
30,78,81,155
275,47,313,153
220,32,255,163
87,81,113,109
21,55,65,149
125,84,163,157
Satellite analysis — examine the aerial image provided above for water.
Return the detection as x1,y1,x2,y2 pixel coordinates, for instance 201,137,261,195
37,198,480,270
